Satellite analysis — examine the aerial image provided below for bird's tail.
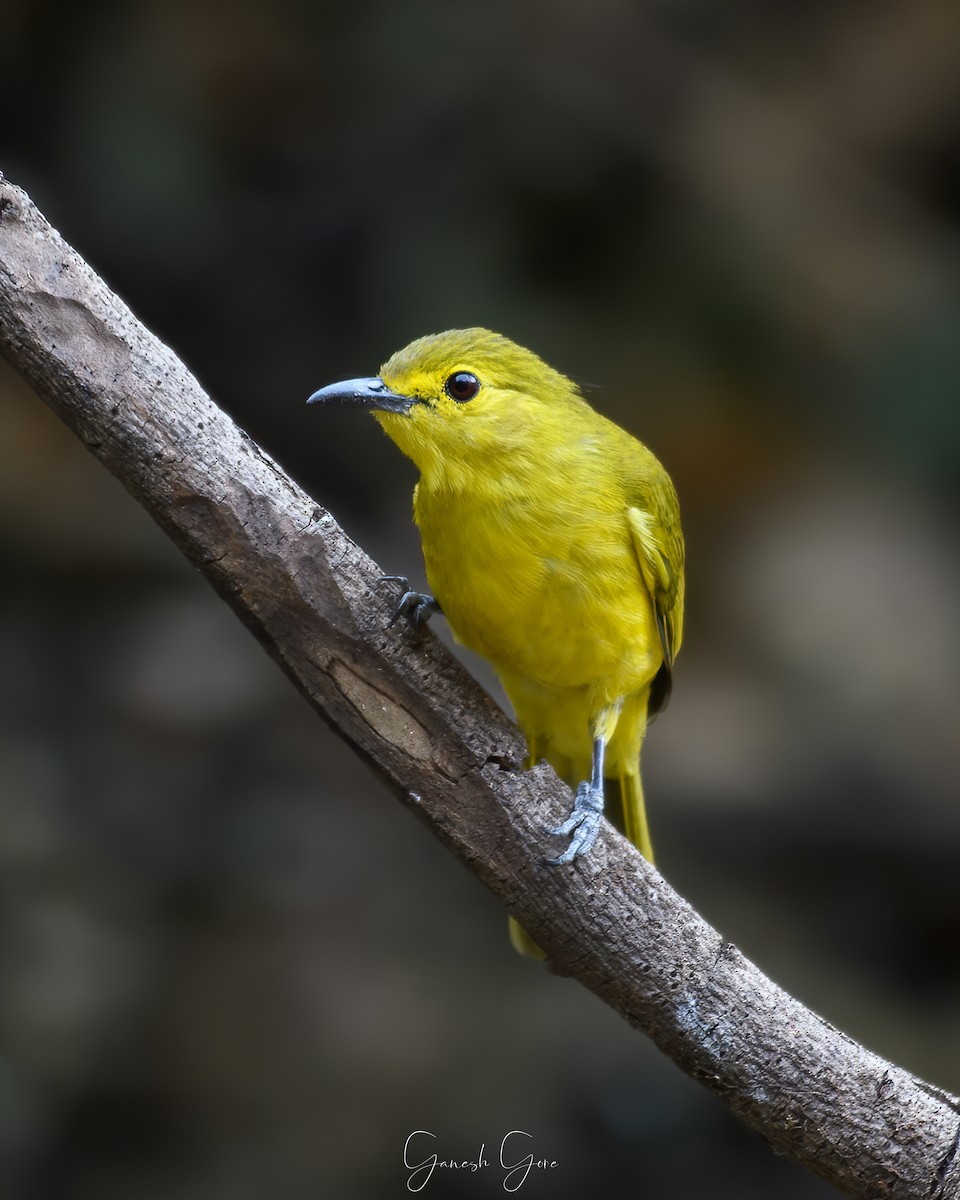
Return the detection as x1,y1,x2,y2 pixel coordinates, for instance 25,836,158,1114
508,915,546,959
613,769,655,865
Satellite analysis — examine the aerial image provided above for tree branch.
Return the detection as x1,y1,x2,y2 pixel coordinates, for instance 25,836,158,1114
1,174,957,1200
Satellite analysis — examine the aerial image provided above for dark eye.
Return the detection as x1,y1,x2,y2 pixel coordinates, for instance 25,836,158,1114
444,371,480,403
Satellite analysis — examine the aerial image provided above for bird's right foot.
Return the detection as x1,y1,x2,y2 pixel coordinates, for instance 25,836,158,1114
546,780,604,865
380,576,440,628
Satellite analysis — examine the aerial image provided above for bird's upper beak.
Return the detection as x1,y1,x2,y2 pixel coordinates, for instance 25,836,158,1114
306,376,416,414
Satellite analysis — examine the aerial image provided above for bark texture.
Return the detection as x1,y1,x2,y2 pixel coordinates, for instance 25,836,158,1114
1,174,958,1199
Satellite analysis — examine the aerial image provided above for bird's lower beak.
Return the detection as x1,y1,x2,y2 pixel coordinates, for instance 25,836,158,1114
306,376,416,414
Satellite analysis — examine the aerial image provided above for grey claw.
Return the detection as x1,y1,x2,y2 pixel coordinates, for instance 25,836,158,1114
391,592,438,628
546,781,604,865
380,576,439,629
547,814,581,838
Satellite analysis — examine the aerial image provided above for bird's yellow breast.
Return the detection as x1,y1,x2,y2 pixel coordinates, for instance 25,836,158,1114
413,455,661,706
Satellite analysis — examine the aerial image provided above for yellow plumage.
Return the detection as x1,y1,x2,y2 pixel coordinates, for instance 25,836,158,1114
308,328,684,957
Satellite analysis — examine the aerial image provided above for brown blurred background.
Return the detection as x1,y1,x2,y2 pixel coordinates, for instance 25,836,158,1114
3,1,960,1197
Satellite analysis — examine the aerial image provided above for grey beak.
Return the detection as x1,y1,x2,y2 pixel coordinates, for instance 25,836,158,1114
307,376,416,414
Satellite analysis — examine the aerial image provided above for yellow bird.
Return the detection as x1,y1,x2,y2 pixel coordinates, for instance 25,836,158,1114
308,329,684,956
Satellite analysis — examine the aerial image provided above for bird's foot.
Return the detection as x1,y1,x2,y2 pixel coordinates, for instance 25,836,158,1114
380,576,440,628
546,781,604,865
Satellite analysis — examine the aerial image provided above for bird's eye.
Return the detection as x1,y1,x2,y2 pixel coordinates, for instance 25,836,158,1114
444,371,480,403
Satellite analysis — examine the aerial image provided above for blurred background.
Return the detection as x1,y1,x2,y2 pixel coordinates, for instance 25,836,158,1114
3,1,960,1196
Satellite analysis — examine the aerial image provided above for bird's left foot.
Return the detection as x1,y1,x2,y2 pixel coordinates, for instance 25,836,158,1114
380,576,440,628
547,781,604,865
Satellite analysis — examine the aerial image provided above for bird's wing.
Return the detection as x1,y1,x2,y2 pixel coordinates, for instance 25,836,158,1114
626,474,684,714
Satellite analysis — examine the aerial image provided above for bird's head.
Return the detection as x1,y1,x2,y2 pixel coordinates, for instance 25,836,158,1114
308,328,585,485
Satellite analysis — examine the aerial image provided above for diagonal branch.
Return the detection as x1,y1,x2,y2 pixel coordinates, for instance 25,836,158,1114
1,174,957,1200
